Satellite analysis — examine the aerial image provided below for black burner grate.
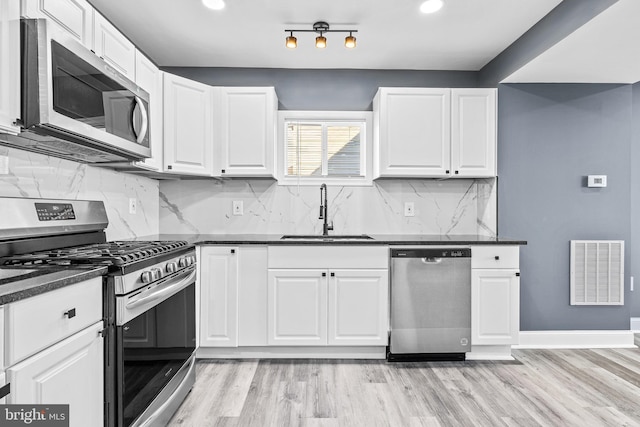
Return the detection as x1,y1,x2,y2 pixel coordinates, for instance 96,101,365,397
0,241,189,267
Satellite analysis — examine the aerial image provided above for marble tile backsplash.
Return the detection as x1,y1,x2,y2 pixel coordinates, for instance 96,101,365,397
0,147,159,240
159,178,497,236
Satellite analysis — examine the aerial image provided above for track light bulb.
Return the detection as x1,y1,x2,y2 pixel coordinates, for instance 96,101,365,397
286,33,297,49
315,35,327,49
344,33,356,49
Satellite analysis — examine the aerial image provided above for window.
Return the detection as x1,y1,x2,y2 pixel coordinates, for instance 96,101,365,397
277,111,373,186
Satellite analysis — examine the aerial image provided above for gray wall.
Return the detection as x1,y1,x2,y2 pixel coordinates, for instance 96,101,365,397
161,68,477,110
631,82,640,318
498,83,632,330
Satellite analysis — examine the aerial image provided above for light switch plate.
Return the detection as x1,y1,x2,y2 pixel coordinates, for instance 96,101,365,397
404,202,415,217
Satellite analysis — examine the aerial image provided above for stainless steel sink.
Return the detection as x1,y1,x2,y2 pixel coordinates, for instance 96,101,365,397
280,234,374,241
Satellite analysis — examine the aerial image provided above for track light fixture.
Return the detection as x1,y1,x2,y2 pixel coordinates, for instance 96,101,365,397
284,21,358,49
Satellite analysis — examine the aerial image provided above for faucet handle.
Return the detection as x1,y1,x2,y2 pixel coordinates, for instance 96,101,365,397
328,221,334,231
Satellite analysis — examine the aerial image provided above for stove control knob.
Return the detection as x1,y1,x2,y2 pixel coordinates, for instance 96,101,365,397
166,262,178,273
151,268,162,281
189,255,196,265
178,257,187,268
141,271,153,283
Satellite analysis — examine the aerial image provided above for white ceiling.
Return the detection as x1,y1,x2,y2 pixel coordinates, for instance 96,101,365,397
504,0,640,84
88,0,562,70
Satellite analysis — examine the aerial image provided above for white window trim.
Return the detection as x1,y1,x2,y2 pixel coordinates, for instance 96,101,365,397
276,110,374,186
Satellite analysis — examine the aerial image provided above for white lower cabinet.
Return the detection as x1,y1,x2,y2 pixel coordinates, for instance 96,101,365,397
267,268,388,346
328,269,388,346
472,270,520,345
199,246,238,347
471,245,520,348
267,269,328,346
2,279,104,425
7,322,103,427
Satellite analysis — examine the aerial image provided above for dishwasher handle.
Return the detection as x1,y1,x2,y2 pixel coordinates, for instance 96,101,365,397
421,257,442,264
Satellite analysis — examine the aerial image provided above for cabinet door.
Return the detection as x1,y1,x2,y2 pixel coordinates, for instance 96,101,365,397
7,322,103,427
21,0,93,47
267,269,327,346
0,0,20,135
217,87,276,177
472,269,520,345
451,89,496,177
163,73,214,176
328,269,388,346
376,88,450,177
133,52,163,171
92,13,135,78
199,247,238,347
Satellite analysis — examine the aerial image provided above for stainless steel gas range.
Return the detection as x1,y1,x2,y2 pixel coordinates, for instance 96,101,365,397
0,197,196,427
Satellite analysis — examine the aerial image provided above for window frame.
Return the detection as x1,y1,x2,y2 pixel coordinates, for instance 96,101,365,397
276,110,374,186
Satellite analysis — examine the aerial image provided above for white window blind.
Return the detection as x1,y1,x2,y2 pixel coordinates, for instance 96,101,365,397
570,240,624,305
285,121,363,178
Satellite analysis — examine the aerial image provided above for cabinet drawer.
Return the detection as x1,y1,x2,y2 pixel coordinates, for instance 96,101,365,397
471,246,519,269
268,246,388,269
5,277,102,366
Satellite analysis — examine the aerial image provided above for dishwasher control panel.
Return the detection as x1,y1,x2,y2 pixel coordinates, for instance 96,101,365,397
391,248,471,258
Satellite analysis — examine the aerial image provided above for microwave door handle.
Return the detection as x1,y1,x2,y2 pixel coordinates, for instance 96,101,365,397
133,96,149,144
126,267,196,309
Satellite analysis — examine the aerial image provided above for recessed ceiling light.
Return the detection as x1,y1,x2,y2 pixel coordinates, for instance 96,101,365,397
420,0,443,14
203,0,225,10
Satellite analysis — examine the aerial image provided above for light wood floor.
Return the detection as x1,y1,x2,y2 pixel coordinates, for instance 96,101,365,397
168,347,640,427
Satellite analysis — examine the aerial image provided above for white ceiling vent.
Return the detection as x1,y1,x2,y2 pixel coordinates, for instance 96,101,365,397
570,240,624,305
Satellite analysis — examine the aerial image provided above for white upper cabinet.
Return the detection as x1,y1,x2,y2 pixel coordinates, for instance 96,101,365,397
374,87,497,178
133,52,163,171
374,88,450,177
451,89,496,177
21,0,93,47
0,0,20,135
92,12,136,78
216,87,277,177
163,73,215,176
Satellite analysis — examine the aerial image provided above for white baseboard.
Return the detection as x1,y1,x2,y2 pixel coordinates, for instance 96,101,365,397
513,330,637,349
631,317,640,332
197,346,387,359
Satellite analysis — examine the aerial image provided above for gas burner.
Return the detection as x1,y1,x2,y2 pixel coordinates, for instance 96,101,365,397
0,240,190,267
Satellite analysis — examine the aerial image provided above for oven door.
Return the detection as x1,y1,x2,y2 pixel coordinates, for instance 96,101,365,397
115,265,196,427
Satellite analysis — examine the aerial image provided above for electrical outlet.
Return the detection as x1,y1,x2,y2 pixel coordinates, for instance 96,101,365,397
404,202,415,217
129,198,137,214
232,200,243,216
0,154,8,175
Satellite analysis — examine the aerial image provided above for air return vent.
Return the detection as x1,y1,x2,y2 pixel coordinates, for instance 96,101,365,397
570,240,624,305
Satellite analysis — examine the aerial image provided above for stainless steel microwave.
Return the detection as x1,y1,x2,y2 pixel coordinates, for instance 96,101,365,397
4,19,151,163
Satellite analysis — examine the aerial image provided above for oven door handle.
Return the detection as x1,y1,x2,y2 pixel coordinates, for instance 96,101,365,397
126,267,196,310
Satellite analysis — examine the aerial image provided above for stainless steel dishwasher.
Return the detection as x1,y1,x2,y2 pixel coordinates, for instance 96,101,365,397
389,248,471,361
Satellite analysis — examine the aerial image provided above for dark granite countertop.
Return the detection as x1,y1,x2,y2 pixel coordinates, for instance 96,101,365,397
129,234,527,246
0,266,107,305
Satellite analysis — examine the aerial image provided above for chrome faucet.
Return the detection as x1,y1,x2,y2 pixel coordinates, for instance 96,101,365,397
319,183,333,236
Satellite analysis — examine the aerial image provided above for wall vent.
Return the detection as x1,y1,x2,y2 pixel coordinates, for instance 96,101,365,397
570,240,624,305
